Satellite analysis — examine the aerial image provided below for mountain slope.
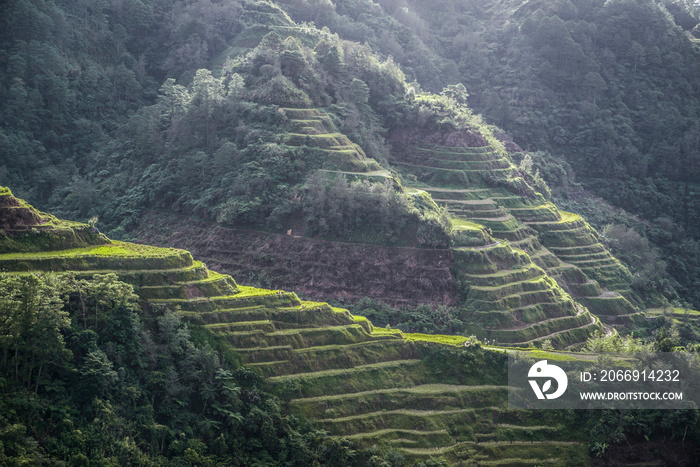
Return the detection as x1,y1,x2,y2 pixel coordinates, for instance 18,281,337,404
104,12,630,347
280,0,700,307
0,186,594,465
2,0,644,345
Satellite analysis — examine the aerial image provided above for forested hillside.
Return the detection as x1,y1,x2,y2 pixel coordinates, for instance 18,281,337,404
2,0,698,309
0,0,689,340
2,0,700,464
280,0,700,307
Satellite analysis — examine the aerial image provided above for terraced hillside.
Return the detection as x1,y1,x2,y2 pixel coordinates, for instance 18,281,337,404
281,107,387,174
0,187,589,465
0,186,109,254
133,107,610,347
390,139,637,334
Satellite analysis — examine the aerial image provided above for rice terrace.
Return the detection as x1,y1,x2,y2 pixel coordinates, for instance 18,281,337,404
1,0,700,465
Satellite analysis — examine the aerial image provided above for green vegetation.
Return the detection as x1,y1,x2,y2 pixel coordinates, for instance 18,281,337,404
389,0,700,308
2,0,700,463
302,170,452,247
266,0,700,308
0,272,371,465
0,0,672,319
1,191,698,465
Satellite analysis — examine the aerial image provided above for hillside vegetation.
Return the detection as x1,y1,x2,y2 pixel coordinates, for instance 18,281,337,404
0,187,590,465
0,1,668,359
4,188,698,465
79,4,650,349
1,0,700,464
1,0,695,311
280,0,700,307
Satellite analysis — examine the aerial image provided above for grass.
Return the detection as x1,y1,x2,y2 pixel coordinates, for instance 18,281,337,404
403,333,468,346
0,242,194,272
646,307,700,317
465,264,541,279
491,313,594,344
268,359,424,383
341,428,452,442
557,211,581,223
7,261,210,284
186,269,230,284
470,275,551,293
235,285,281,297
371,327,404,337
0,241,183,259
352,314,374,333
292,384,507,406
268,359,430,399
451,217,491,231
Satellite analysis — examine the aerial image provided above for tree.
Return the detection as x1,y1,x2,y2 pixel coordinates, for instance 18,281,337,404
321,45,343,76
519,153,533,174
441,83,469,105
188,69,227,147
0,273,71,392
348,78,370,104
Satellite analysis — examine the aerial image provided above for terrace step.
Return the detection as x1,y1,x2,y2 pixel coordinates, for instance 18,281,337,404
46,262,210,286
529,250,564,269
597,312,647,326
463,264,544,287
490,225,533,241
398,152,512,170
250,339,419,377
0,242,193,272
205,320,277,333
548,244,607,256
508,203,561,222
408,144,500,159
268,359,427,398
237,345,295,364
279,107,322,119
554,251,616,262
317,407,500,437
341,428,454,449
468,277,553,301
179,303,354,327
489,312,595,344
291,384,508,419
139,274,239,299
222,324,377,350
472,300,579,328
509,235,543,252
433,198,496,206
423,187,492,201
468,289,570,311
149,287,301,312
504,317,602,347
491,195,529,208
577,294,636,316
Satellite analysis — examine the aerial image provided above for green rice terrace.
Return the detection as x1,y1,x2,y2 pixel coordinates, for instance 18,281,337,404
281,107,386,174
0,187,591,465
232,107,628,348
391,140,639,341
